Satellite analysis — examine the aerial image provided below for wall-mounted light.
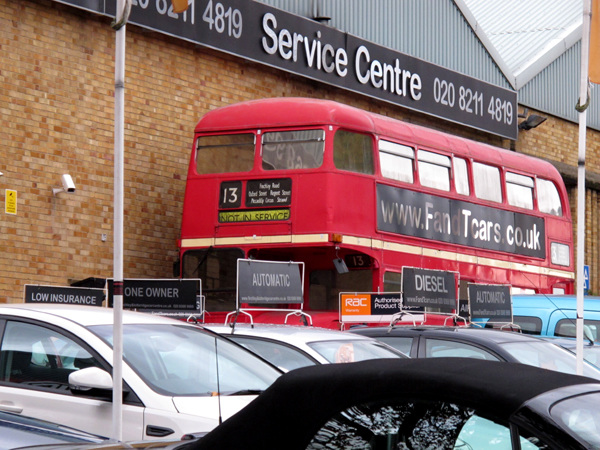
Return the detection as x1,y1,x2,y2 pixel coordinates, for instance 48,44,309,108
52,174,76,195
518,108,547,130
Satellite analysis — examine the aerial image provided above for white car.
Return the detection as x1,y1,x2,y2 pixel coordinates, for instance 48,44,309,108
0,304,281,441
204,323,407,371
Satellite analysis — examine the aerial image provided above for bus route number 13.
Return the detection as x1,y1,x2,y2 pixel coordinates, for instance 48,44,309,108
219,181,242,208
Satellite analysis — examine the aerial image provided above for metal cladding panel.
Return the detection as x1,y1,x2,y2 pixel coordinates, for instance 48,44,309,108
258,0,510,88
520,42,600,131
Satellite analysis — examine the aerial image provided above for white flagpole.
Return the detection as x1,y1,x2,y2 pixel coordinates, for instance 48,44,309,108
111,0,130,440
576,0,592,375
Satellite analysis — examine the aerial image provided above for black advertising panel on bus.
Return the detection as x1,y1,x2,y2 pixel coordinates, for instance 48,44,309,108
468,283,512,322
50,0,518,139
237,259,303,305
376,184,546,259
24,284,104,307
107,279,200,311
402,267,458,313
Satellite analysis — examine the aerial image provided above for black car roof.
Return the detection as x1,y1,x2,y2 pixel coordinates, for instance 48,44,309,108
187,357,599,450
353,325,542,344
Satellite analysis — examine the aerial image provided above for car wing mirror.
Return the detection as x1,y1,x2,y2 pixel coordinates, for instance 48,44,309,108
69,366,113,390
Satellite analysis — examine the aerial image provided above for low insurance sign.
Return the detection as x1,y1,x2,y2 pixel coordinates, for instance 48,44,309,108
237,259,303,304
24,284,104,306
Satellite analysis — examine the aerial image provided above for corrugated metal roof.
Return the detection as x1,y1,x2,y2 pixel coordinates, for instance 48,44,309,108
456,0,582,89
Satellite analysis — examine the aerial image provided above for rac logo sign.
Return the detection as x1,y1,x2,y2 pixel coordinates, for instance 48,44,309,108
341,295,371,315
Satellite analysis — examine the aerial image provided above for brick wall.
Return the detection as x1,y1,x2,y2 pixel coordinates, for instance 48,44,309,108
1,0,597,302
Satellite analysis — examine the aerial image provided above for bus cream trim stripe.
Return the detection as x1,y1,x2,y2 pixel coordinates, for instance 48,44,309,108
180,233,575,280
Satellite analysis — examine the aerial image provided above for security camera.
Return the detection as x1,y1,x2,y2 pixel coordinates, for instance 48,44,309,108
53,174,76,195
61,174,76,192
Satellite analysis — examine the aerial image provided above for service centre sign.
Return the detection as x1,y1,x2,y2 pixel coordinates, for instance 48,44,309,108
25,284,104,306
107,279,200,311
52,0,518,139
468,283,512,322
237,259,303,304
402,267,458,313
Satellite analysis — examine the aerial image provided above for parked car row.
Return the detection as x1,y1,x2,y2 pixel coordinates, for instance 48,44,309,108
4,301,600,449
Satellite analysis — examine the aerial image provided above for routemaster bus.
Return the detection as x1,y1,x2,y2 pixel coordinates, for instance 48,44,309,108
176,98,574,328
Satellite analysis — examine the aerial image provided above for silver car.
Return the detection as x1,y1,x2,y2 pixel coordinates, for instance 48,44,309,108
204,323,407,371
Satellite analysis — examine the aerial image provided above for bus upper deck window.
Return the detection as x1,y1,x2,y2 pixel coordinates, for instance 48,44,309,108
262,130,325,170
196,134,255,174
333,130,374,174
506,172,534,210
453,157,469,195
473,162,502,203
536,178,563,216
418,150,450,191
379,140,414,183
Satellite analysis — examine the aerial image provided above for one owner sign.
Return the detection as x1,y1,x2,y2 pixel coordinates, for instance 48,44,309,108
107,279,200,312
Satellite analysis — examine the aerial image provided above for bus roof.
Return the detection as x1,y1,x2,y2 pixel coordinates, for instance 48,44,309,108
195,97,562,181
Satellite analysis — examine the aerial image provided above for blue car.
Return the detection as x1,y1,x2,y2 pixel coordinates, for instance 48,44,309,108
511,295,600,341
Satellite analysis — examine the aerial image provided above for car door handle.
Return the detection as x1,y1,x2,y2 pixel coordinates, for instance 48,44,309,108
0,403,23,414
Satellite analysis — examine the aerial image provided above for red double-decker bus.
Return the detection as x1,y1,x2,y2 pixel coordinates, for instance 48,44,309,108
177,98,574,328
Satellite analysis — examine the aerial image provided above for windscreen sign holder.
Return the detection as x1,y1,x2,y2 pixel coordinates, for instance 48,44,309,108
468,283,515,329
400,267,466,326
227,258,309,326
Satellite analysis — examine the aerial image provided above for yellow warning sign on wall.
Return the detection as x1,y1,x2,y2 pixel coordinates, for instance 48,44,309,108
5,189,17,215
